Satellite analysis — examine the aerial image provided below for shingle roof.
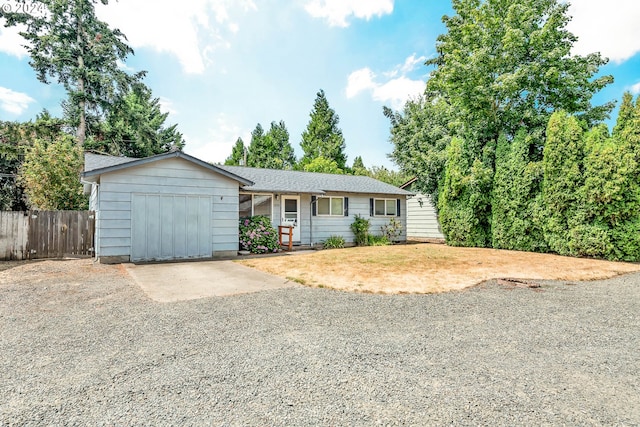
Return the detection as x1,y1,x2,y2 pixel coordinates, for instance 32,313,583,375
82,152,253,186
84,152,138,171
82,152,410,196
218,165,411,196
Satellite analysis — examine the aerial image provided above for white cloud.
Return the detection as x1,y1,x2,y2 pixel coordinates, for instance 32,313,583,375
0,86,35,115
183,113,250,164
0,21,28,58
158,97,178,115
304,0,393,27
345,67,377,98
567,0,640,63
346,54,425,109
630,82,640,95
95,0,257,74
371,77,425,109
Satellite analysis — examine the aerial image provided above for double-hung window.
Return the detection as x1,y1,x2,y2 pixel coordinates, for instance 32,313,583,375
239,194,272,219
374,198,397,216
317,196,344,216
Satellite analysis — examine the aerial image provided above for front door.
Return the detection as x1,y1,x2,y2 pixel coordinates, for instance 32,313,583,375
281,196,300,243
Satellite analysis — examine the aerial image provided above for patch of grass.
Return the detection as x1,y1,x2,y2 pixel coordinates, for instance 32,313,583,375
238,244,640,295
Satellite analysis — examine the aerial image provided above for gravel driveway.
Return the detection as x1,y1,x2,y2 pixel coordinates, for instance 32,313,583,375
1,260,639,425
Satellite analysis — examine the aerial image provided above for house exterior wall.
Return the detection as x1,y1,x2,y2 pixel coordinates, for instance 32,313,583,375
406,193,444,240
267,193,407,246
95,157,240,263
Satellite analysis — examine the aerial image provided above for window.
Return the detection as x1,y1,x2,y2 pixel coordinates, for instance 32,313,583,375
239,193,272,219
374,198,397,216
317,196,344,216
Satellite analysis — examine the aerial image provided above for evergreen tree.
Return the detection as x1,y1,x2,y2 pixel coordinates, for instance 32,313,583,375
542,111,585,255
266,120,296,169
300,90,347,169
491,131,546,251
225,137,246,166
1,0,143,147
351,156,367,175
247,121,296,169
438,137,493,247
85,82,185,157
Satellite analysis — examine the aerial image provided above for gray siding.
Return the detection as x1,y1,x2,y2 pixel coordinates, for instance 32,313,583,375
406,193,444,239
96,157,240,260
270,193,407,245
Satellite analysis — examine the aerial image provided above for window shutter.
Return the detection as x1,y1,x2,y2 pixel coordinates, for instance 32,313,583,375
397,199,401,217
370,198,374,216
344,197,349,216
312,195,316,216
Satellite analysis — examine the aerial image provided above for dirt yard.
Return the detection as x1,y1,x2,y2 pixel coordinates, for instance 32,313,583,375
237,243,640,293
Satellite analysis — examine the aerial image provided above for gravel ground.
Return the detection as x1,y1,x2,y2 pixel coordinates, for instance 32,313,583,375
1,260,639,425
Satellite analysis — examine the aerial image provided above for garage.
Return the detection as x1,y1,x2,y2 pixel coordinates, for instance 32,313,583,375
82,151,253,263
131,194,212,262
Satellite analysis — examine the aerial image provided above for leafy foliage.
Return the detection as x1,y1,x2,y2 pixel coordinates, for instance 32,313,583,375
247,121,296,169
238,216,279,254
323,235,345,249
491,131,547,251
426,0,612,149
367,234,390,246
381,217,403,242
300,89,347,170
0,112,66,210
302,156,344,174
438,137,493,247
84,82,185,157
19,135,87,210
542,111,585,255
386,96,452,202
225,137,246,166
350,214,370,246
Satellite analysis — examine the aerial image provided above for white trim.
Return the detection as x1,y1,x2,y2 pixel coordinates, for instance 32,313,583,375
316,196,344,217
239,192,274,220
373,198,397,217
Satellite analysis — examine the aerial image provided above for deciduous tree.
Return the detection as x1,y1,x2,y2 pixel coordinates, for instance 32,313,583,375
19,135,87,210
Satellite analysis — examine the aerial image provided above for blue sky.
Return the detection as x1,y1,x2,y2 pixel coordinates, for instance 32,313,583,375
1,0,640,169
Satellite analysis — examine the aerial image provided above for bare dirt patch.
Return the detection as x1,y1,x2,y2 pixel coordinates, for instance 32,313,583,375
237,244,640,294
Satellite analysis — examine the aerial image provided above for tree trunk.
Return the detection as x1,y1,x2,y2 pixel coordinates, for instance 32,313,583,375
76,4,86,148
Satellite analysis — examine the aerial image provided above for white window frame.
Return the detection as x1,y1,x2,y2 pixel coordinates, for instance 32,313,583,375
317,196,344,217
239,193,273,219
374,198,397,217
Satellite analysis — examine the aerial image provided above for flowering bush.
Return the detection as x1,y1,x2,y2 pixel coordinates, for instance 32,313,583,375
239,215,279,254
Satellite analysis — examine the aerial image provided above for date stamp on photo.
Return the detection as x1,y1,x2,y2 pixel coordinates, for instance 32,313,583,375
1,1,45,15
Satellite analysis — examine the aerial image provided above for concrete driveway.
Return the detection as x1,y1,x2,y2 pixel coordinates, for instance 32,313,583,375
124,260,296,302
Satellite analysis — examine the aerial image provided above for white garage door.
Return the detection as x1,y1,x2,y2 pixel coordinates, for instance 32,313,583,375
131,194,212,262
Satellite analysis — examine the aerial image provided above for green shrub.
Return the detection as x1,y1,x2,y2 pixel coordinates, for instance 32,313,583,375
239,215,279,254
438,137,493,247
367,234,390,246
491,131,547,252
381,217,402,242
567,224,613,258
350,214,370,246
323,235,345,249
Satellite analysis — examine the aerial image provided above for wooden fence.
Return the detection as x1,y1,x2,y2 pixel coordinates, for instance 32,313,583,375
0,211,95,260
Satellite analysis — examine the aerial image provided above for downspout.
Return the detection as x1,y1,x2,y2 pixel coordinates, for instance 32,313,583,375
81,179,99,261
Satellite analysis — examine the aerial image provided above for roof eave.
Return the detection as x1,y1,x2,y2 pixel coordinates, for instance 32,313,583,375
82,151,254,186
